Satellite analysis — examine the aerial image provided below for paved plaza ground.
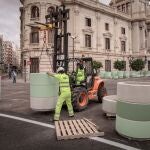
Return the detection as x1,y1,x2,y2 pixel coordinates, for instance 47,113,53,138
0,77,150,150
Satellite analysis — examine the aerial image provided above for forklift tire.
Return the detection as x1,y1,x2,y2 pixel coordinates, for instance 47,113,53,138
97,86,107,103
72,87,88,112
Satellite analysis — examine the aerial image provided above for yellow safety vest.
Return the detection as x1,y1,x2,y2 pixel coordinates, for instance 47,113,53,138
76,68,85,84
54,73,70,93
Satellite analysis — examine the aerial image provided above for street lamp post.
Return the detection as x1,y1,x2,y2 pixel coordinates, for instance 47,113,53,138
71,35,78,72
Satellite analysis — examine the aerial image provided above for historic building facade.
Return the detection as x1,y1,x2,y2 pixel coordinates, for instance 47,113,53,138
20,0,150,80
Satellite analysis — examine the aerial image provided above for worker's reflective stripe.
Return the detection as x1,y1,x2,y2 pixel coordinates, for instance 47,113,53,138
60,82,70,88
60,86,69,87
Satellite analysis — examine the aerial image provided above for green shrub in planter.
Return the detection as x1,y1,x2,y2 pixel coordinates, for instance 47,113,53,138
93,61,103,70
130,59,145,71
114,60,126,71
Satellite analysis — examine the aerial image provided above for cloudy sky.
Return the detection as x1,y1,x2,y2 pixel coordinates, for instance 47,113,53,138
0,0,111,47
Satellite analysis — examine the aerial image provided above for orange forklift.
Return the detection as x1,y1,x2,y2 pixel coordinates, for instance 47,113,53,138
66,57,107,111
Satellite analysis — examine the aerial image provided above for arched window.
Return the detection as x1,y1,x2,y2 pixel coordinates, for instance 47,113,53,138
47,6,55,15
31,6,39,18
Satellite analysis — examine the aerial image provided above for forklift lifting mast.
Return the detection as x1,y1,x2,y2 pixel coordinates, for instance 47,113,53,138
45,4,70,73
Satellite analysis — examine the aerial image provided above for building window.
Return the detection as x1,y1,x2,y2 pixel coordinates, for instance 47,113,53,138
30,58,39,73
105,60,111,72
85,18,91,27
122,4,126,12
121,27,126,34
30,29,39,43
48,30,54,44
105,23,109,31
121,41,126,52
31,6,39,18
105,38,110,50
85,34,91,48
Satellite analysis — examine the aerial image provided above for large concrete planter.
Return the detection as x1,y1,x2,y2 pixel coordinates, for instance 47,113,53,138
99,71,105,78
102,95,117,116
118,71,124,79
111,71,118,79
30,73,59,111
145,71,150,77
116,81,150,139
104,72,112,79
123,71,130,78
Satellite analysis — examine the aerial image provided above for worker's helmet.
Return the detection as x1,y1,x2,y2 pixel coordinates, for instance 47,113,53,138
57,67,65,73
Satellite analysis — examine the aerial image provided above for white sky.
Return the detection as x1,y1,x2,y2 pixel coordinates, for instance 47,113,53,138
0,0,111,47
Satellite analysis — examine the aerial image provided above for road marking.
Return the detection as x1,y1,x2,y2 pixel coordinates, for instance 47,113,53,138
89,137,140,150
0,113,55,129
0,113,140,150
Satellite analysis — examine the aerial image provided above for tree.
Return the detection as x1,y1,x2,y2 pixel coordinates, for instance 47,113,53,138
114,60,126,71
93,60,103,70
130,59,145,71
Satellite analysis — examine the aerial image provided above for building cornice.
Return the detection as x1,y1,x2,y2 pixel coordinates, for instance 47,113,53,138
64,0,132,21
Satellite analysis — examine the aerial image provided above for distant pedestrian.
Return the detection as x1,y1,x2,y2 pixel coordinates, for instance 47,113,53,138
9,70,12,79
12,70,17,83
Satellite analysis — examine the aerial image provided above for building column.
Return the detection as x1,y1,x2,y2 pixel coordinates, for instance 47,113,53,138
132,22,140,53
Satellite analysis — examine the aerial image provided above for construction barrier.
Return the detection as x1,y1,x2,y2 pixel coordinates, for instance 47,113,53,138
30,73,59,111
116,81,150,139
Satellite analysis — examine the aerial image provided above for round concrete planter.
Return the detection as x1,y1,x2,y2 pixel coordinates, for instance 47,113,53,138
102,95,117,116
30,73,59,111
145,71,150,77
116,81,150,139
104,72,112,79
118,71,124,79
123,71,130,78
111,71,118,79
99,71,105,78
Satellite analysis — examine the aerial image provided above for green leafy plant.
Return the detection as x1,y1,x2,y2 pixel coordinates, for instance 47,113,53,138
130,59,145,71
114,60,126,71
93,60,103,69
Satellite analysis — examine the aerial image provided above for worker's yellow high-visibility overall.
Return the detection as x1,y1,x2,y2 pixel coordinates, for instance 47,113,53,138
54,73,74,120
76,68,85,85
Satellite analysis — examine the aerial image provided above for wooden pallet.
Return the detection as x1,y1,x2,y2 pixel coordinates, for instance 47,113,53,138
55,119,104,140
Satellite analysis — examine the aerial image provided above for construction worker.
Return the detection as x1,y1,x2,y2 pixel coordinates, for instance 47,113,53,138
76,61,86,85
47,67,74,121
